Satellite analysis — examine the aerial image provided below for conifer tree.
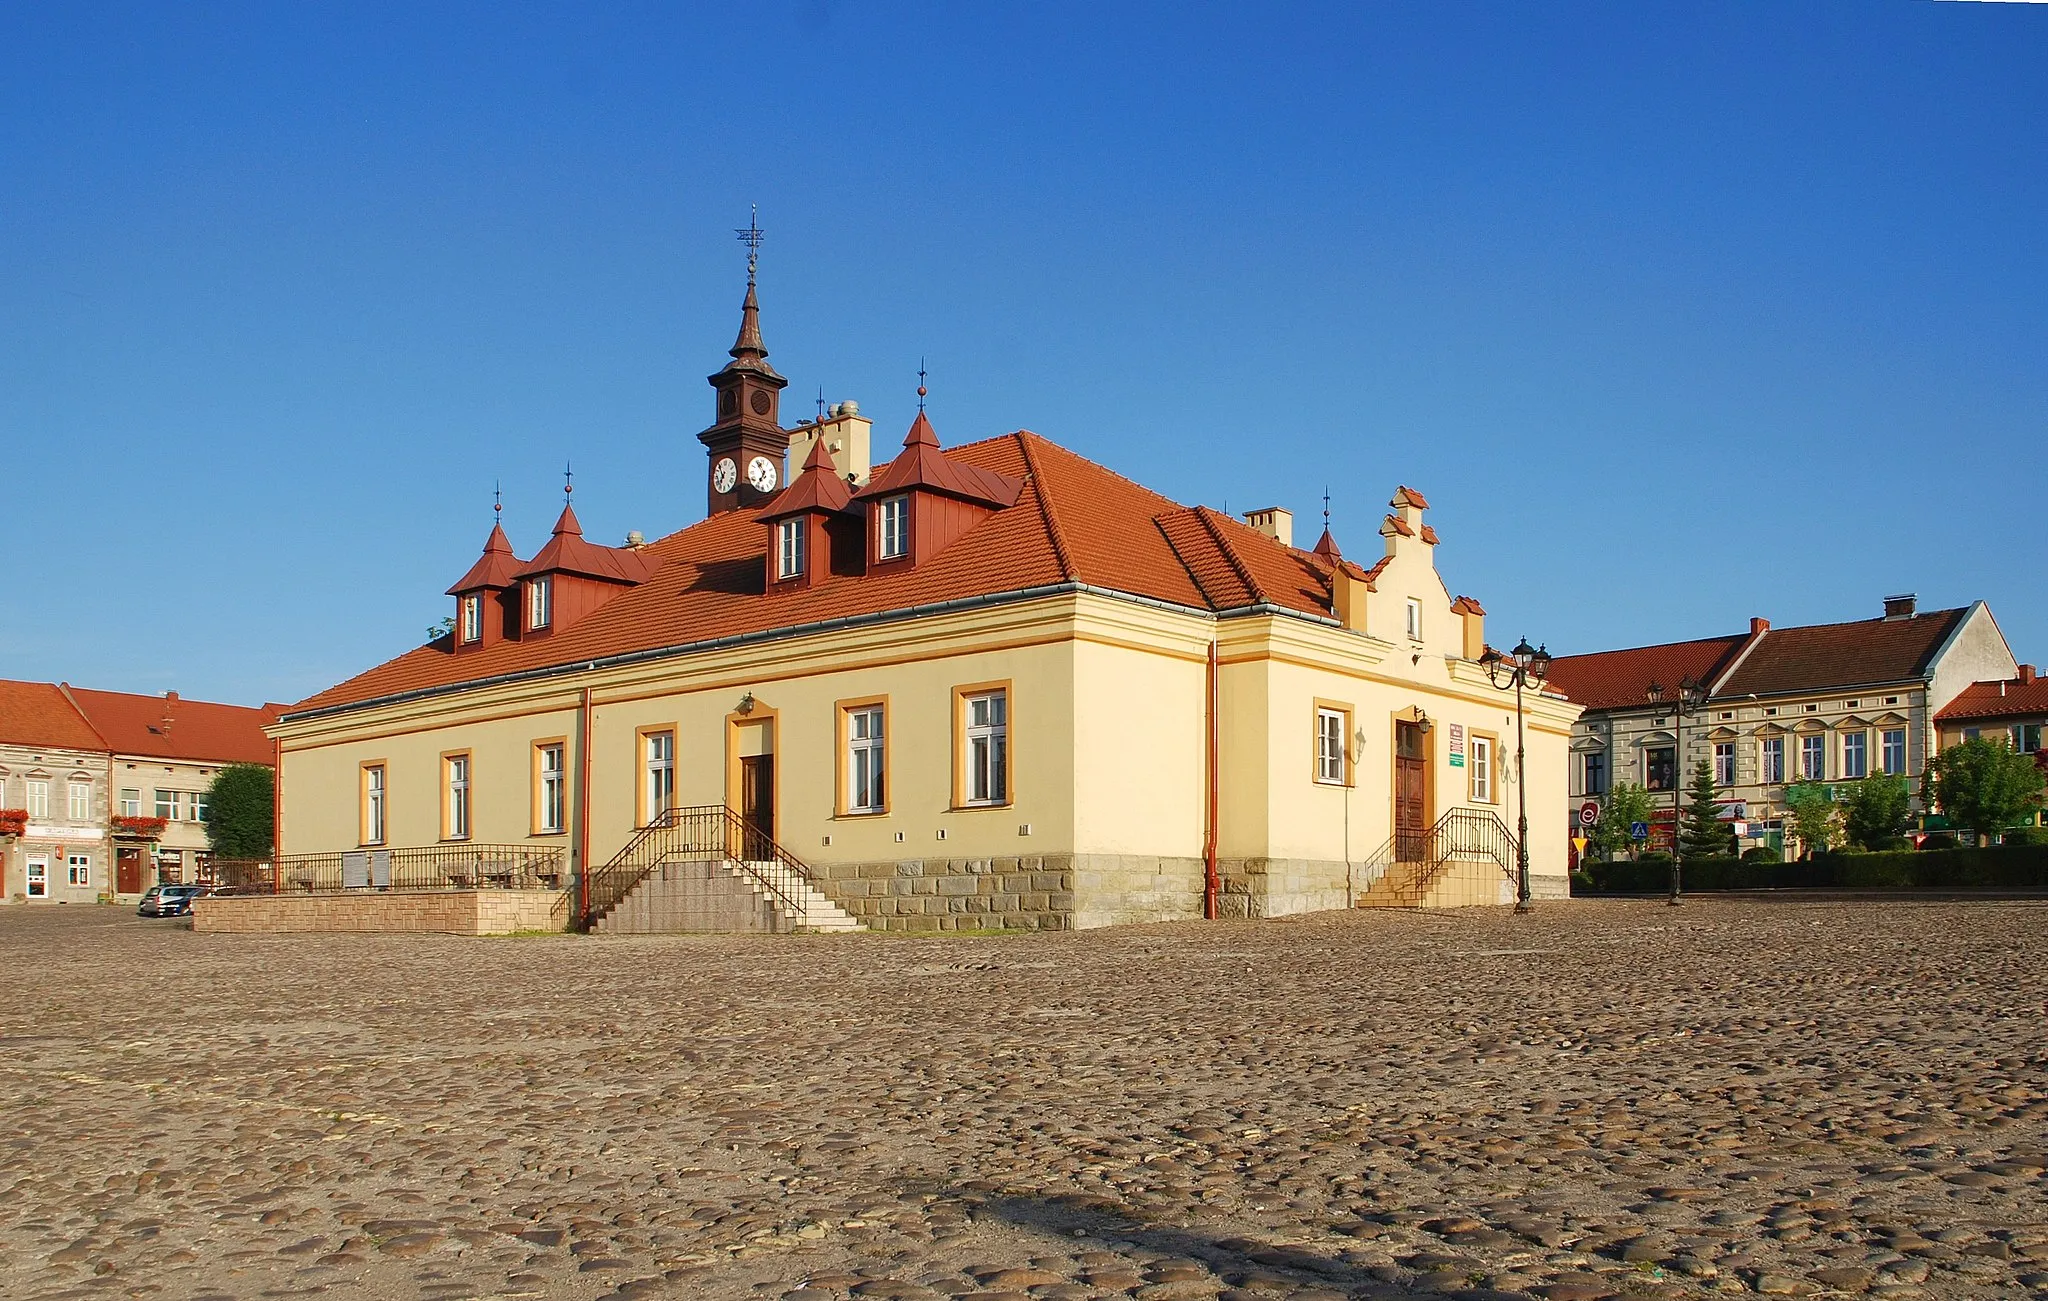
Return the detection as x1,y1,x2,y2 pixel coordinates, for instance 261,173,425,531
1678,759,1733,859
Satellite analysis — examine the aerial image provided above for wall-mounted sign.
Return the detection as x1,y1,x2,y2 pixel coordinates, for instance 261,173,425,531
1448,723,1465,767
1578,800,1600,827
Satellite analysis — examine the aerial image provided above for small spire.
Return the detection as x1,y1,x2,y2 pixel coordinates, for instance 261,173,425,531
916,358,928,413
1323,486,1331,530
735,204,762,285
801,433,837,474
494,479,503,521
563,461,574,500
903,409,941,449
817,387,827,424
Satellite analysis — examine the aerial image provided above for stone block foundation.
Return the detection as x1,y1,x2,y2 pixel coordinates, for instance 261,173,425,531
192,889,569,935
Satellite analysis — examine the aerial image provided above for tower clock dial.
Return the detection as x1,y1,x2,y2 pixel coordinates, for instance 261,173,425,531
746,455,779,492
712,457,737,494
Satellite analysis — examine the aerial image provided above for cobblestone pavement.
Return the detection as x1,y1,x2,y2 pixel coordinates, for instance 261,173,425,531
3,899,2045,1301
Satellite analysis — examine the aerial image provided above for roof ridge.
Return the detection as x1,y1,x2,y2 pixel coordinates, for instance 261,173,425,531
1193,506,1265,606
993,430,1188,516
1153,509,1227,612
1547,632,1749,661
1014,433,1076,583
53,682,111,750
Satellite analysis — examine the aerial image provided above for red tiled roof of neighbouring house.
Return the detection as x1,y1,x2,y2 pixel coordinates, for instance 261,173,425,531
0,680,108,752
1936,672,2048,723
64,687,282,765
1543,636,1750,711
1715,608,1970,698
292,429,1423,717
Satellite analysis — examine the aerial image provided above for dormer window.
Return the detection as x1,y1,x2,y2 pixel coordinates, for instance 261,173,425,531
459,594,482,644
776,518,806,580
877,496,909,561
528,576,552,631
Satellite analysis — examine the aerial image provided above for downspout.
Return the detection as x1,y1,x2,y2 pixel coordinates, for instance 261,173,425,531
577,687,595,926
271,736,282,895
1204,638,1220,919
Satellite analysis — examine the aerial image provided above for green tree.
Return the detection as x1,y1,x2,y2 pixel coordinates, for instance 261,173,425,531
1842,773,1913,851
1783,781,1840,857
205,763,275,860
425,615,455,643
1925,737,2047,845
1678,759,1735,859
1591,782,1656,859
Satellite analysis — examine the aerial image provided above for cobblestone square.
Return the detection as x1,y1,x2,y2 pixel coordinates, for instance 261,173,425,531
3,898,2044,1300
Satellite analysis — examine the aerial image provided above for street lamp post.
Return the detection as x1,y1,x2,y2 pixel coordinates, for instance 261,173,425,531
1644,676,1708,906
1481,637,1551,914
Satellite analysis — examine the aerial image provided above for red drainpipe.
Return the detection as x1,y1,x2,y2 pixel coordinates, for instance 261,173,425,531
1204,638,1220,919
271,735,282,895
577,687,594,923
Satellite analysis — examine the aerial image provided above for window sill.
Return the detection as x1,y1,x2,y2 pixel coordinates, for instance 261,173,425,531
440,837,471,844
1313,778,1353,789
529,830,568,838
947,801,1013,813
834,809,890,820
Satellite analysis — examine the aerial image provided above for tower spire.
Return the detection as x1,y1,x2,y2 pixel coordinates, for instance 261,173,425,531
727,207,771,366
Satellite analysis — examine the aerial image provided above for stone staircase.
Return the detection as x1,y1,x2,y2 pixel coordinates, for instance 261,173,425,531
1354,809,1519,909
594,855,864,934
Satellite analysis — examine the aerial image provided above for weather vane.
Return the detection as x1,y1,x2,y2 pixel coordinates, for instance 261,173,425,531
1323,486,1331,529
735,205,763,282
817,387,828,424
563,461,574,499
917,357,928,413
494,479,502,520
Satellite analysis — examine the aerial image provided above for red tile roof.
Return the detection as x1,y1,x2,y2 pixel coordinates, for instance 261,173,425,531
1543,636,1749,711
1937,673,2048,723
1715,608,1969,698
0,680,107,752
64,687,282,765
292,428,1404,716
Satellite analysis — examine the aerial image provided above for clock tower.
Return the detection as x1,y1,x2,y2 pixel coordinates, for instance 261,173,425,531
697,239,790,515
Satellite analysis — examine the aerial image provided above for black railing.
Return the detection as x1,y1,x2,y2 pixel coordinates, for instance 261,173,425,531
580,804,818,932
270,844,567,893
1356,807,1519,900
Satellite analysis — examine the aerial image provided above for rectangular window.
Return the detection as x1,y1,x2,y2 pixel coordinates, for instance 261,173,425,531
26,856,48,898
1760,736,1785,785
66,854,90,887
155,789,179,820
1405,598,1423,641
1801,734,1826,780
1714,742,1736,787
962,688,1009,805
1882,728,1908,774
1963,726,1980,742
27,780,50,819
190,791,208,823
1315,707,1348,785
445,753,471,840
1470,733,1494,803
68,781,90,820
776,518,806,579
460,593,483,644
1582,750,1608,796
361,764,386,845
535,742,566,833
878,496,909,560
2013,724,2043,755
846,705,886,813
1645,746,1676,792
642,730,675,824
1842,731,1868,780
528,576,552,630
120,788,141,817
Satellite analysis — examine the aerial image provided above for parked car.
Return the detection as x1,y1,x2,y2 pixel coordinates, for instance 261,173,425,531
137,884,209,917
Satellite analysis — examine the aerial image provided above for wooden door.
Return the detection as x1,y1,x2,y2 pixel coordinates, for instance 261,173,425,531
1395,721,1428,862
740,754,775,860
116,848,143,895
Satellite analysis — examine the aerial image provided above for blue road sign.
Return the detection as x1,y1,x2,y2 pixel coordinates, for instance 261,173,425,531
1629,821,1650,842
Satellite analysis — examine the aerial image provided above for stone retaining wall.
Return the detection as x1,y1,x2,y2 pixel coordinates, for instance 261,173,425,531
809,855,1075,931
192,889,568,935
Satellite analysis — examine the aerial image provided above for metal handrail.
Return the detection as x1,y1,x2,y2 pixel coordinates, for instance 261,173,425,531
263,844,567,893
579,804,819,932
1354,807,1520,901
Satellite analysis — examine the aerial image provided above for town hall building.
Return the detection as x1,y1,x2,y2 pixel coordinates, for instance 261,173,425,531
264,255,1580,932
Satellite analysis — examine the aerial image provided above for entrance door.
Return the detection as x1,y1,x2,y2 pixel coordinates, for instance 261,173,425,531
117,847,143,895
739,755,775,860
1394,721,1429,862
26,855,49,899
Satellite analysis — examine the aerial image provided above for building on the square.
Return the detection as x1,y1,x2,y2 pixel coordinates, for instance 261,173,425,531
0,679,280,901
1544,597,2017,857
1934,665,2048,827
0,681,112,904
269,261,1582,931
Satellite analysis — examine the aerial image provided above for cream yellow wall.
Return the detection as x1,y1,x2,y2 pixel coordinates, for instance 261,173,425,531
1070,630,1207,858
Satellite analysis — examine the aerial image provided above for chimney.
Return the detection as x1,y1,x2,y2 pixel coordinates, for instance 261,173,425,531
1883,593,1917,621
789,400,872,487
624,530,645,549
1750,617,1770,636
1241,507,1293,547
2021,664,2038,685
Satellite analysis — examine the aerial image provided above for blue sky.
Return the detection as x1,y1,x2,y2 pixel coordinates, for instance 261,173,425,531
2,2,2042,706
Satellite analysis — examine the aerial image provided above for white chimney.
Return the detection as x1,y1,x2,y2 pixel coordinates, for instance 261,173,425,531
788,400,871,486
1242,507,1293,547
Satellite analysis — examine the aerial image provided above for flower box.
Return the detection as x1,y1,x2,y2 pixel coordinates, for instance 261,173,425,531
112,815,169,838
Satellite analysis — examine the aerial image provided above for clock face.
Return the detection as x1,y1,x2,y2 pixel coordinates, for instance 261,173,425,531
711,457,737,494
746,455,778,492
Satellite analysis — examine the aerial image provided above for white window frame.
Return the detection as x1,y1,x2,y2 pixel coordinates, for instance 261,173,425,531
190,791,208,823
155,789,179,820
1405,598,1423,642
66,854,90,887
528,576,552,630
1801,734,1825,780
1882,728,1908,774
877,496,909,561
363,766,386,846
447,754,471,840
963,690,1008,805
776,518,806,579
68,781,90,821
1713,742,1736,787
2011,724,2042,755
847,706,886,813
1760,736,1785,785
120,788,141,817
1841,731,1868,780
459,593,483,644
1582,750,1608,796
26,780,50,819
1315,708,1347,785
644,732,674,823
1470,734,1494,803
538,744,566,834
26,856,48,898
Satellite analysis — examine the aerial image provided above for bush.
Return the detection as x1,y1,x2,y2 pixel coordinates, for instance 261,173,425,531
2000,826,2048,848
1919,832,1958,851
1740,846,1779,863
1573,843,2048,892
